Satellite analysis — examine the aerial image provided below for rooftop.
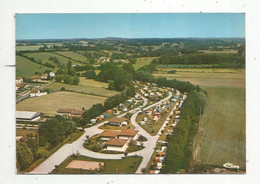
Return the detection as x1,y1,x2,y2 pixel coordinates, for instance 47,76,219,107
118,129,138,137
99,130,121,138
105,138,128,147
108,117,128,123
16,111,40,119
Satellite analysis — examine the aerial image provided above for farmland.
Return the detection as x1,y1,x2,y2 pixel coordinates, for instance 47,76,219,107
79,77,108,88
133,57,159,69
194,87,246,169
16,55,52,78
16,45,43,51
16,91,106,116
23,52,82,66
154,68,245,88
47,81,118,97
153,68,246,169
55,51,88,62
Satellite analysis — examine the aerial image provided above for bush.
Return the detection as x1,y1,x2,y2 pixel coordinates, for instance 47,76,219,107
60,87,66,91
36,149,50,159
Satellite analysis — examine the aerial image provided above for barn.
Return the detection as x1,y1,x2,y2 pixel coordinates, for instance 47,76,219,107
16,111,41,121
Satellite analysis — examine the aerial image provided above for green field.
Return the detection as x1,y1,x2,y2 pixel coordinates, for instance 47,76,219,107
79,77,108,88
16,91,106,116
52,155,142,174
16,45,43,51
154,68,246,169
16,55,52,78
24,52,81,66
47,82,119,97
194,87,246,169
55,51,88,62
133,57,159,69
154,68,245,88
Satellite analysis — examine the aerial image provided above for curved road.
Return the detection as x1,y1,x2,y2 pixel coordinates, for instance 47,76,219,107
31,92,173,174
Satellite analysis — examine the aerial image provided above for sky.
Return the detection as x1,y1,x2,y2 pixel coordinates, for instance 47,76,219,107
16,13,245,40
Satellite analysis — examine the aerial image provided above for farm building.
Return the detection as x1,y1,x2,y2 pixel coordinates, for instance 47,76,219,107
118,129,139,140
105,138,129,152
98,130,121,141
69,109,84,118
57,108,83,118
108,117,129,126
30,88,47,97
16,111,41,122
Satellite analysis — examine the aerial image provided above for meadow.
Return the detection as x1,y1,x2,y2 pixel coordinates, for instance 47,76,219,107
55,51,88,62
16,55,52,78
154,68,245,88
47,81,118,97
24,52,81,66
133,57,159,69
16,45,43,51
153,68,246,169
16,91,106,116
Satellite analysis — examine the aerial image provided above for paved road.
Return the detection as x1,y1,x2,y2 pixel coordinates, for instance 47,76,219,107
31,92,174,174
30,95,148,174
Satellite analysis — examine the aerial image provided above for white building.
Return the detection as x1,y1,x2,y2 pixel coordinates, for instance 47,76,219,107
16,111,41,122
105,138,129,152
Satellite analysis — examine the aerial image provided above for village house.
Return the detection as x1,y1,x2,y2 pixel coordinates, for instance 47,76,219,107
105,138,129,152
107,117,129,126
41,74,48,80
49,72,55,78
98,130,121,141
16,77,23,84
117,129,139,140
30,88,40,97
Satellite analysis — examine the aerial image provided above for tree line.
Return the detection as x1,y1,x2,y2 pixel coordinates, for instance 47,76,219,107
161,89,207,173
79,85,135,127
152,54,245,68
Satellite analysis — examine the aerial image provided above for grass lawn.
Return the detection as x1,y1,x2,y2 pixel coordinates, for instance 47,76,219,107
83,135,103,152
16,55,52,78
16,91,106,116
98,123,135,130
194,87,246,169
133,57,159,70
52,155,143,174
55,51,88,62
24,52,81,66
137,105,174,136
47,82,119,97
127,144,144,153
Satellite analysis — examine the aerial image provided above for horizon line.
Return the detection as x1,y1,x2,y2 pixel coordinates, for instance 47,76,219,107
16,36,245,41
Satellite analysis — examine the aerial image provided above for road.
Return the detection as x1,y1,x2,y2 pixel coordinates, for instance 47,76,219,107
31,91,173,174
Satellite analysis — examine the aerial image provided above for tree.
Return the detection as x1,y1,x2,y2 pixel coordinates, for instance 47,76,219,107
72,76,80,85
16,142,34,171
55,75,63,82
63,75,72,84
67,60,72,69
108,80,115,90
